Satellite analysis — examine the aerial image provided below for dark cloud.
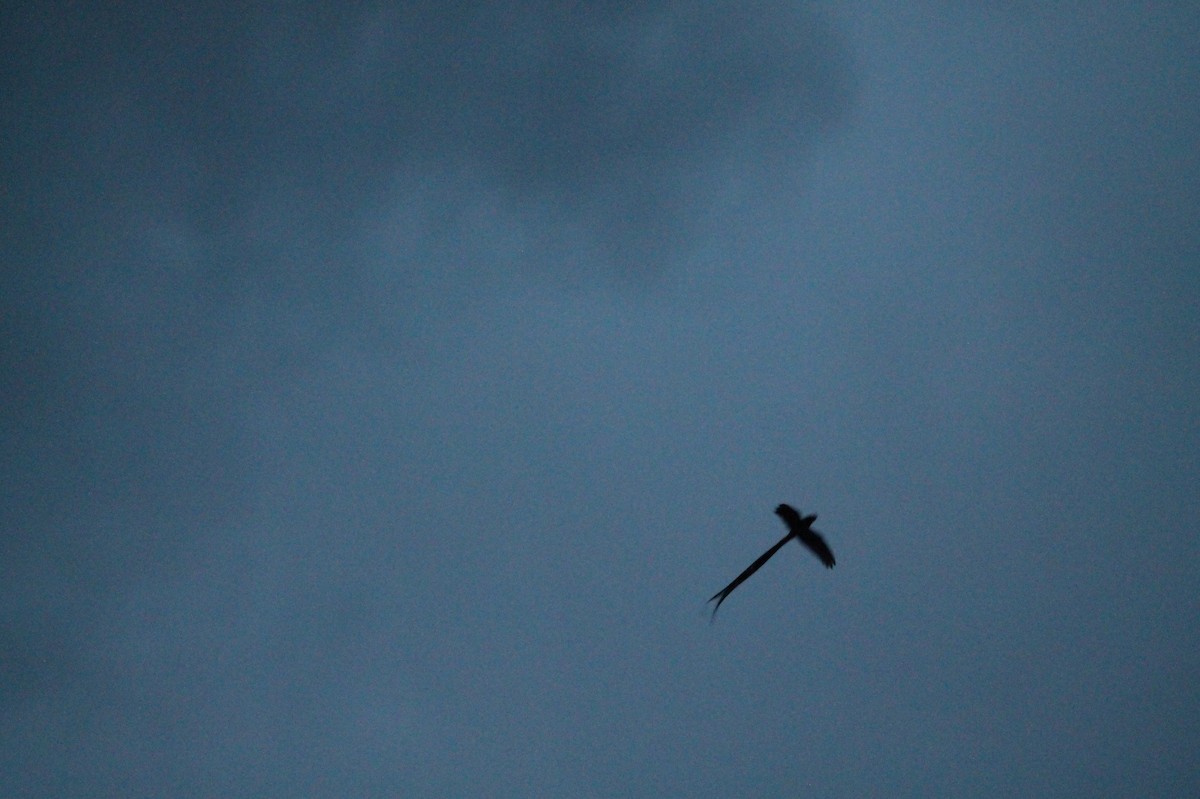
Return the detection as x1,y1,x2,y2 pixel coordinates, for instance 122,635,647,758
5,2,853,267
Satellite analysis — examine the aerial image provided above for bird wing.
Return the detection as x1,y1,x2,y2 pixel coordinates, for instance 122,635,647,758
796,527,836,568
707,530,795,619
774,503,807,527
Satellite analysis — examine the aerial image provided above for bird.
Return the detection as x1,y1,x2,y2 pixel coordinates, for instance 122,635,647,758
707,504,835,619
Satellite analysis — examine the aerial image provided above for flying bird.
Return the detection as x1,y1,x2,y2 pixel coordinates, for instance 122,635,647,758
708,504,835,619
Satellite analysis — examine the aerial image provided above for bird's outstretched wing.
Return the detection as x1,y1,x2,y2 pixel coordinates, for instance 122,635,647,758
775,503,836,568
707,530,795,619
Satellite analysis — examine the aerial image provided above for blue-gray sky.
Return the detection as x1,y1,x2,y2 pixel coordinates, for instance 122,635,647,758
3,2,1198,796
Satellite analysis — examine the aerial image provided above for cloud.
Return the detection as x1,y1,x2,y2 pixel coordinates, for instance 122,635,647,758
10,2,853,266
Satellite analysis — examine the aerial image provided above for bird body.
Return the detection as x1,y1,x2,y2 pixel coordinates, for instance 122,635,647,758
774,504,835,569
707,503,835,618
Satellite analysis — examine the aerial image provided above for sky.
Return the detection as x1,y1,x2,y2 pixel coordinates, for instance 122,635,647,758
3,2,1198,796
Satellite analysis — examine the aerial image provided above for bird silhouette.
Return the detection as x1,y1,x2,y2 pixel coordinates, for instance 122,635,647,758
708,504,835,619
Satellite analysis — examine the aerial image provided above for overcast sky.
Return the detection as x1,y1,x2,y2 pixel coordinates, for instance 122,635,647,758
3,2,1198,796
